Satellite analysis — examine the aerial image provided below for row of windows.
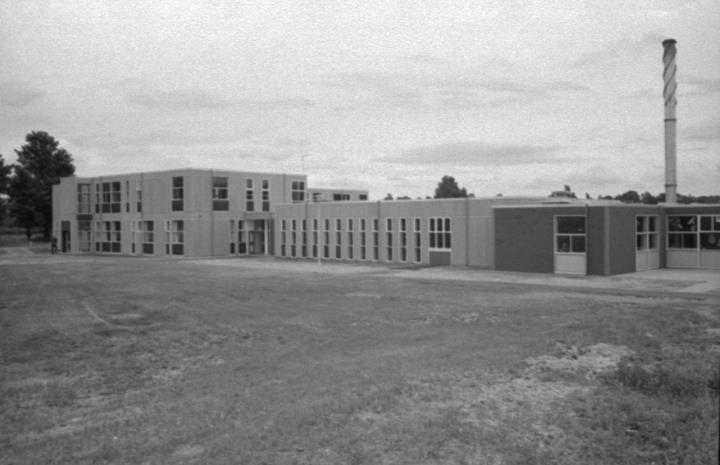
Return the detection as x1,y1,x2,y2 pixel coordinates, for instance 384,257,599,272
278,217,449,262
555,214,720,253
79,176,306,214
87,220,185,255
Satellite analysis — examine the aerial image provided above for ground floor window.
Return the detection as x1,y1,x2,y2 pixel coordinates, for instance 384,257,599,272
372,218,379,260
165,220,184,255
347,218,354,260
280,219,286,256
78,220,91,252
360,218,367,260
429,217,451,250
399,218,407,262
413,217,421,262
555,216,585,253
386,218,393,261
323,219,330,258
669,215,720,250
95,221,121,253
636,215,658,251
142,220,154,254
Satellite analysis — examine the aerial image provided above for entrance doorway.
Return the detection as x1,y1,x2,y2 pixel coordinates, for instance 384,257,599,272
248,220,267,255
61,221,71,252
554,215,586,275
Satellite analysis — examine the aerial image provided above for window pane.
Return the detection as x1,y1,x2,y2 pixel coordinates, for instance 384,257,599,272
700,233,720,249
557,216,585,234
668,216,696,231
571,236,586,253
556,236,571,253
636,216,646,233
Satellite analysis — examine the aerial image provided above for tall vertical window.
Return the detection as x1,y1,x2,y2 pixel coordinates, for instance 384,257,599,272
413,218,421,262
229,220,236,254
372,218,379,260
636,215,658,251
96,221,121,253
238,220,247,254
429,218,451,250
125,180,130,212
386,218,393,261
280,219,287,257
136,180,143,213
165,220,184,255
291,181,305,203
142,221,154,254
323,218,330,258
100,182,121,213
399,218,407,262
347,218,354,260
212,177,229,211
667,216,698,249
301,219,307,258
700,215,720,250
312,218,319,258
359,218,367,260
77,183,91,214
555,216,585,253
172,177,184,211
262,179,270,211
246,179,254,212
291,219,297,257
94,184,100,213
335,218,342,259
78,220,91,252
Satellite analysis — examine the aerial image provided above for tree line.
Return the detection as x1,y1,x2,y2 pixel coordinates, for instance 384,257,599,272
0,131,76,240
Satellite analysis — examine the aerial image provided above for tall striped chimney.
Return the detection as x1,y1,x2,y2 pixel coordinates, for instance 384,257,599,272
662,38,678,203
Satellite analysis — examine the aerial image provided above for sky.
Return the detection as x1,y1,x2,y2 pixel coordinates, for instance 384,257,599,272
1,0,719,199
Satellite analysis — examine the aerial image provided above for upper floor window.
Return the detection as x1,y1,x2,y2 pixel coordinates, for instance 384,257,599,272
262,179,270,211
172,177,184,211
359,194,368,201
100,182,121,213
212,177,229,211
246,179,254,212
77,183,91,214
291,181,305,203
333,193,350,201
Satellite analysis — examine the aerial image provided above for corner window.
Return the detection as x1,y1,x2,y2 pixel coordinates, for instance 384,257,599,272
555,216,585,253
636,215,658,251
291,181,305,203
700,215,720,250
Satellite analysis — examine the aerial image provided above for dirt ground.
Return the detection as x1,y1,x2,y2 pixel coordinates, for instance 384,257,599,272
1,254,718,464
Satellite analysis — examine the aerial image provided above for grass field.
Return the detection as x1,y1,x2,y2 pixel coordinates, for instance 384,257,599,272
1,256,718,464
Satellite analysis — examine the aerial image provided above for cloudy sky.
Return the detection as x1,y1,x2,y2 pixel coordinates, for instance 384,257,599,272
1,1,719,198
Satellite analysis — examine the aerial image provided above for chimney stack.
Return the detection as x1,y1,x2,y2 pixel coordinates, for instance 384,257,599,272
662,39,678,203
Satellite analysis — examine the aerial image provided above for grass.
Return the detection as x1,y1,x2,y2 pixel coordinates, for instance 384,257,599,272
0,257,718,464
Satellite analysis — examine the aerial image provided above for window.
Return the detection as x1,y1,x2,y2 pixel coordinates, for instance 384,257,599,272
172,177,184,211
700,215,720,250
96,221,121,253
667,216,697,249
372,218,379,260
212,177,229,211
137,179,142,213
77,184,91,214
229,220,236,254
262,179,270,211
100,182,121,213
386,218,393,261
335,218,342,259
323,218,330,258
125,180,130,212
94,184,100,213
312,218,318,258
359,194,368,201
555,216,585,253
142,221,154,254
246,179,254,212
333,193,350,201
78,220,91,252
291,219,297,257
399,218,407,262
429,217,451,250
636,215,658,251
165,220,184,255
413,218,421,262
238,221,247,254
359,218,367,260
292,181,305,203
347,218,354,259
301,219,307,257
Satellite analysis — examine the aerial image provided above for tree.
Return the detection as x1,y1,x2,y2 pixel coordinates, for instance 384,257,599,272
616,190,640,203
9,131,75,240
383,193,394,200
434,175,469,198
0,153,11,225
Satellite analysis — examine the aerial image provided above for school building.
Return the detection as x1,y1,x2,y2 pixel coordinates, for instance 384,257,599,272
52,169,719,275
